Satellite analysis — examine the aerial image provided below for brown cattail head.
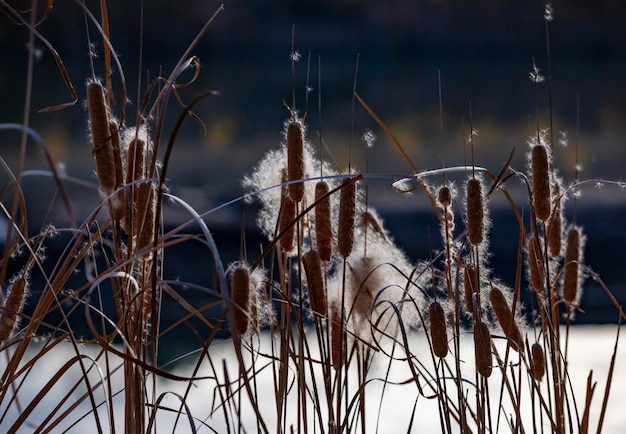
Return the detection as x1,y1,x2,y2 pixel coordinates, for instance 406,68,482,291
531,144,551,221
87,81,115,195
231,265,251,335
278,169,297,253
563,226,583,304
0,276,28,342
466,178,484,245
489,286,522,352
286,121,305,202
531,342,546,381
464,265,479,315
330,304,346,371
124,138,147,234
429,301,449,358
314,181,333,261
438,185,452,208
527,236,545,292
473,320,492,377
303,249,327,316
337,179,357,258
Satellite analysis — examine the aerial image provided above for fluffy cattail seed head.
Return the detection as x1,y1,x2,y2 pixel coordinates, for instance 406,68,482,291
438,186,452,208
87,81,115,195
0,277,28,342
231,265,251,335
531,144,551,221
286,121,305,202
474,320,492,377
337,180,356,258
489,286,522,351
563,226,583,304
429,301,448,358
314,181,333,261
330,304,346,371
303,249,326,316
531,342,546,381
466,178,484,245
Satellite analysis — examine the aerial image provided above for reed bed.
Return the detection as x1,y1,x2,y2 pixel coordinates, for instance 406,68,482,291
0,2,624,433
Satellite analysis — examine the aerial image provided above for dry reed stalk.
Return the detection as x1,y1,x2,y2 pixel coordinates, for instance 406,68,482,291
303,249,326,316
464,265,479,314
330,304,346,370
563,226,581,303
474,320,493,377
489,286,522,351
278,169,297,252
547,184,563,257
429,301,448,358
286,121,305,202
361,211,386,239
531,342,546,381
108,120,125,221
531,144,551,221
87,81,115,195
337,180,356,258
314,181,333,261
231,265,251,335
0,277,27,342
527,235,545,292
136,183,155,251
466,178,484,245
124,138,146,233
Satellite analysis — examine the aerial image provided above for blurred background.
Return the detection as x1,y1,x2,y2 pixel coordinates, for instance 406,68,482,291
1,0,625,342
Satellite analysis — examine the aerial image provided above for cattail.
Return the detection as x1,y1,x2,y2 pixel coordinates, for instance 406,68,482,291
136,182,155,251
464,265,479,314
429,301,448,358
0,277,27,342
438,185,452,208
531,342,546,381
303,249,326,316
337,180,356,258
286,121,305,202
563,226,582,304
474,320,492,377
231,265,251,335
531,144,551,221
314,181,333,261
330,304,346,370
278,169,297,252
466,178,484,245
489,286,522,351
87,81,115,195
